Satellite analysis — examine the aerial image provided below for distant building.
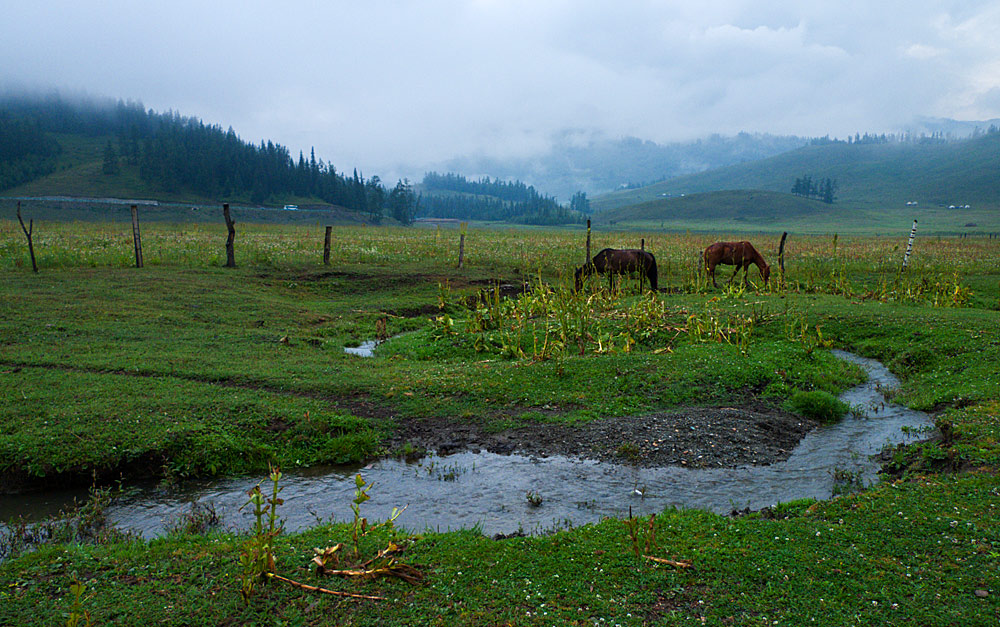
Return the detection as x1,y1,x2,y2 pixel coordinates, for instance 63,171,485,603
283,204,299,211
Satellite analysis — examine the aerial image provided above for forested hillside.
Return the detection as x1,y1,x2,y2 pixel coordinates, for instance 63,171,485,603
418,172,586,225
0,93,413,218
0,111,63,190
0,94,567,226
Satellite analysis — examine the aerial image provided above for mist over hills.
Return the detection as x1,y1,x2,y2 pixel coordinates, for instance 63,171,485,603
902,116,1000,138
593,129,1000,214
436,131,809,202
2,89,997,233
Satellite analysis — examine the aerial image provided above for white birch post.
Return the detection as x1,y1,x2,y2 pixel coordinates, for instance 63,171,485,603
902,219,918,270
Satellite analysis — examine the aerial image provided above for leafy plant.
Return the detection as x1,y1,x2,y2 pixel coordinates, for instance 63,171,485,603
238,465,283,602
350,473,406,559
65,576,93,627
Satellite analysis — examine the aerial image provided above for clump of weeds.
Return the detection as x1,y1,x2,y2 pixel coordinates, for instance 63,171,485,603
831,467,867,496
526,490,543,507
0,483,135,560
167,501,221,535
616,441,642,462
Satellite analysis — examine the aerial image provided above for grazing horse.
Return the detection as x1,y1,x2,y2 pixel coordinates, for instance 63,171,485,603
703,241,770,288
575,248,658,292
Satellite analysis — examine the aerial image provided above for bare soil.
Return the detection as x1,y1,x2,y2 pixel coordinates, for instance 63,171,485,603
387,400,816,468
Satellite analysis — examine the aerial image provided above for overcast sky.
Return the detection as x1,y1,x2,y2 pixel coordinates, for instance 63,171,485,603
3,1,999,180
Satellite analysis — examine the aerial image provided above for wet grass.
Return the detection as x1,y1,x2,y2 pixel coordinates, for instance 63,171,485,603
1,472,996,625
0,265,869,484
0,221,998,624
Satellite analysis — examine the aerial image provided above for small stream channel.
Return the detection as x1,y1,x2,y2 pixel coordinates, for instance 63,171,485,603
1,351,936,540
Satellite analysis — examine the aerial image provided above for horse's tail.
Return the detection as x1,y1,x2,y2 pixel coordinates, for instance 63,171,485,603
647,254,658,291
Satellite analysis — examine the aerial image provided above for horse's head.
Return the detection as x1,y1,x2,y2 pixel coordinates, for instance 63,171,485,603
574,266,584,291
762,264,771,285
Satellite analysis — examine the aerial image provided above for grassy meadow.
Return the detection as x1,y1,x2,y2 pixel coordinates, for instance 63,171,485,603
595,189,1000,236
1,215,999,625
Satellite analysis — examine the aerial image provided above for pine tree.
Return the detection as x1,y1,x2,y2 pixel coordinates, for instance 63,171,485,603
570,191,590,215
102,140,119,175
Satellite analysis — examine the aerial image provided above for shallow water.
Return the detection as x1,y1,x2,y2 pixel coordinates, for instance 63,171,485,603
343,339,380,357
1,351,935,539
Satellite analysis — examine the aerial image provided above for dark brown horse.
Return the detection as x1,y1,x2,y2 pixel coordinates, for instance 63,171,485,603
575,248,658,292
703,241,770,288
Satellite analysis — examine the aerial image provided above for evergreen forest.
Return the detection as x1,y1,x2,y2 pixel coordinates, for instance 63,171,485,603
0,93,582,225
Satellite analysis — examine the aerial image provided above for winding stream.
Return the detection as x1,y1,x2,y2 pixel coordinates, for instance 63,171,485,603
1,351,935,539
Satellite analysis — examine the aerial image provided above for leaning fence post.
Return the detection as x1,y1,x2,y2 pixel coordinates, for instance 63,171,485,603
323,226,332,265
130,204,144,268
902,219,918,270
16,201,38,273
223,203,236,267
457,221,468,268
777,231,787,275
585,219,591,264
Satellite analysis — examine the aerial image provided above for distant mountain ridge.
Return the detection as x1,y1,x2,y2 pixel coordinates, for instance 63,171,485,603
901,116,1000,138
593,130,1000,214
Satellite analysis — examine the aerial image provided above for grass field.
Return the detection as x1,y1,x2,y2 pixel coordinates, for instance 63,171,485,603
594,189,1000,236
1,218,998,625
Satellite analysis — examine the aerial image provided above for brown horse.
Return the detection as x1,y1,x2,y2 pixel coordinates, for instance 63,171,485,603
703,241,770,288
575,248,658,292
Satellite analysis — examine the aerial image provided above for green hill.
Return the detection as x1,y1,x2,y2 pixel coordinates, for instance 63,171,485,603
595,188,1000,236
593,133,1000,217
6,134,162,200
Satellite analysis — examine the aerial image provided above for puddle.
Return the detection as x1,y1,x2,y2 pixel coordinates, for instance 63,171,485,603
344,339,381,357
1,351,936,540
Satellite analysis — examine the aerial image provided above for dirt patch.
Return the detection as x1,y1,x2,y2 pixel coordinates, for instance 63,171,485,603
387,400,816,468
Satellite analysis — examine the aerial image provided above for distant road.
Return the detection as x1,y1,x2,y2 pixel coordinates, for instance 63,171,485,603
2,195,159,206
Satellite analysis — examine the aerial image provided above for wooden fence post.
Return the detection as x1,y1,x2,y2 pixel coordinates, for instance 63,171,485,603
777,231,788,275
323,226,332,265
130,204,144,268
640,238,645,251
586,219,591,264
902,219,918,270
457,222,468,268
223,203,236,267
16,202,38,273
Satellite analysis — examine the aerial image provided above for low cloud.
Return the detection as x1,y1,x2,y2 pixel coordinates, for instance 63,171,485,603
2,1,998,180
